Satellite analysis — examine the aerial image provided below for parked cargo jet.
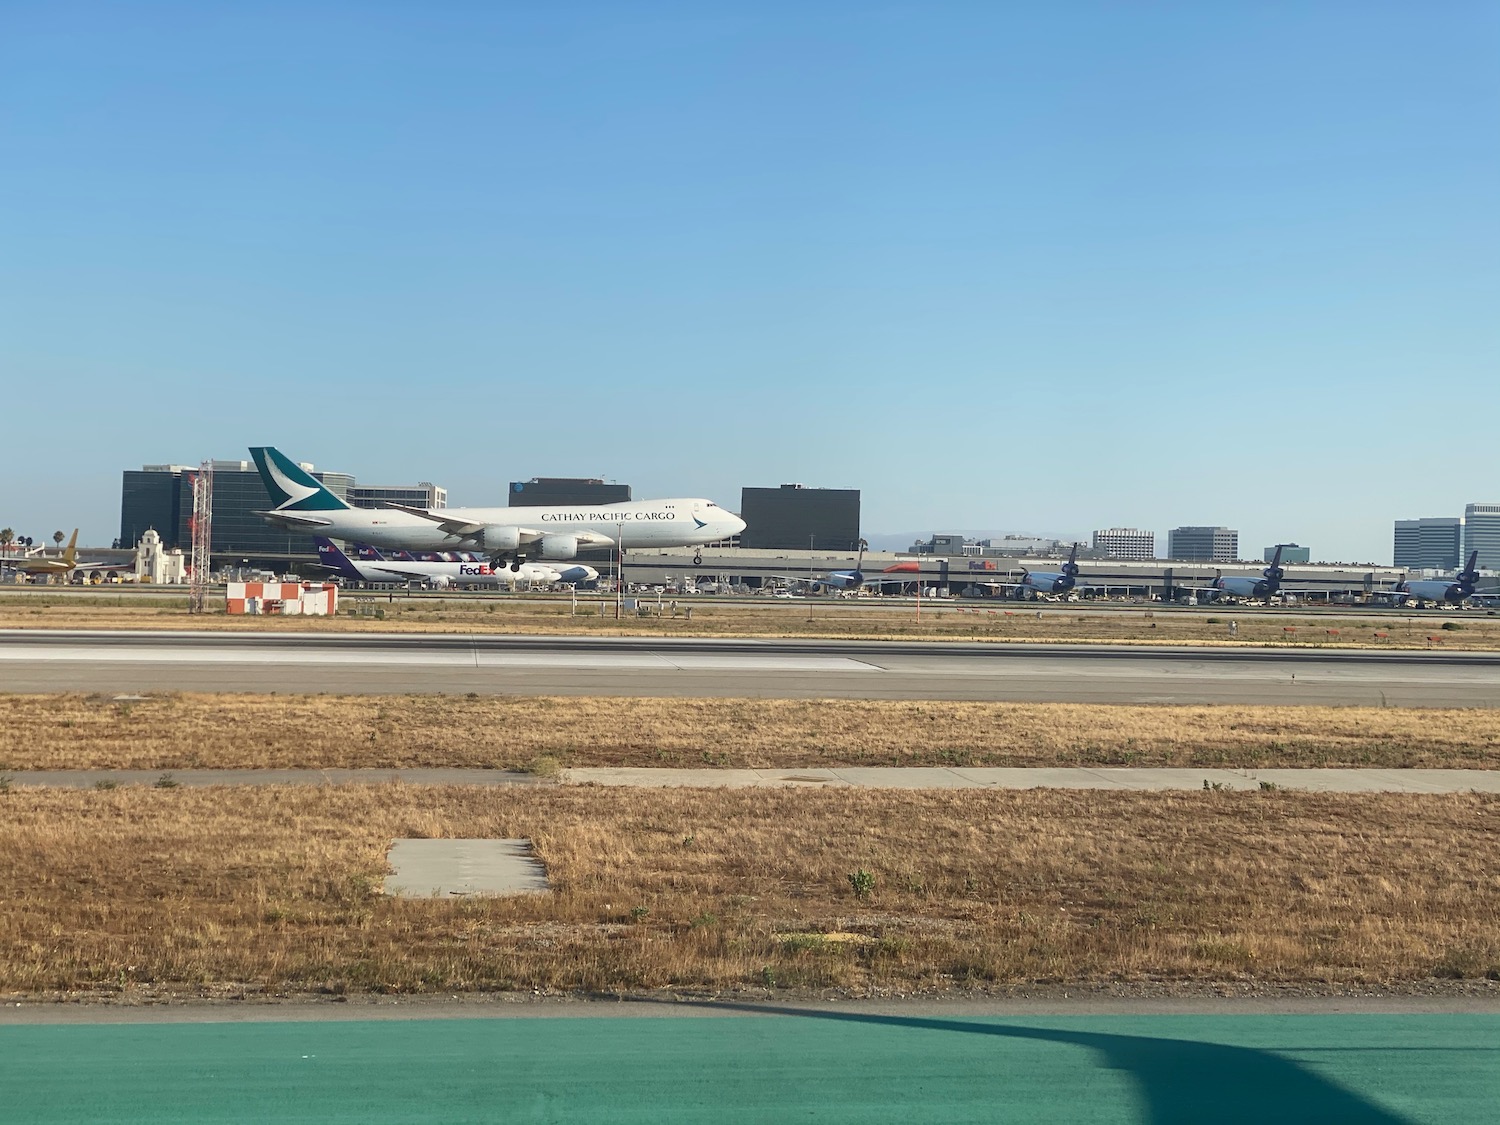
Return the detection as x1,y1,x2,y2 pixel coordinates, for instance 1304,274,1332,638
773,542,920,594
973,543,1098,600
314,538,595,588
252,446,744,564
1392,551,1481,606
1197,544,1287,603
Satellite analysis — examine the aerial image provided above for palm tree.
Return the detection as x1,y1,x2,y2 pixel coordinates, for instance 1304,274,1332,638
53,530,65,551
0,528,13,557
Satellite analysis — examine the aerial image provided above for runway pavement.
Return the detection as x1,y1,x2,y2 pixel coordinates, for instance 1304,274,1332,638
3,629,1500,705
7,766,1500,792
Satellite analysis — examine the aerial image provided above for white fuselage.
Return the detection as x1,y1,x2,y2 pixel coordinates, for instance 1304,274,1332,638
353,559,567,587
291,499,743,555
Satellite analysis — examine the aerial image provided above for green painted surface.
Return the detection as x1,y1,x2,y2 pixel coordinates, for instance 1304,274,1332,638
1,1010,1496,1124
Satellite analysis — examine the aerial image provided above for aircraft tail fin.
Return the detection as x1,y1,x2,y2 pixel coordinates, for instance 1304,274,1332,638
1458,550,1480,589
314,537,363,580
62,529,78,567
1264,544,1286,583
1062,542,1080,578
249,447,351,513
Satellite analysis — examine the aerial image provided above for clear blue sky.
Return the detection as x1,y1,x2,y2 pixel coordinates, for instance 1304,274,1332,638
3,2,1496,563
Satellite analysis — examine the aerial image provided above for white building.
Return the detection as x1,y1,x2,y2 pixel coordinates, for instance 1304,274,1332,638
1091,528,1155,561
134,528,187,584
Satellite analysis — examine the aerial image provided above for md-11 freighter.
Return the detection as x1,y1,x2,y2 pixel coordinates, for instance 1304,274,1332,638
315,538,597,589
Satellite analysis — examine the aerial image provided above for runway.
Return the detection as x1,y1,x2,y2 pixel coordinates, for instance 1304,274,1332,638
3,630,1500,705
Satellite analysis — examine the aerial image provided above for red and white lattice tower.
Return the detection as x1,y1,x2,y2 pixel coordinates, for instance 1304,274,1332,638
187,460,214,613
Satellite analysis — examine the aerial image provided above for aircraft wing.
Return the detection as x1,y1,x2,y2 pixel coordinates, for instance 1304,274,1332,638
377,502,542,542
256,509,335,529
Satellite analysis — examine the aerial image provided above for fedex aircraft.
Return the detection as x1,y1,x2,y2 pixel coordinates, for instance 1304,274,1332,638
977,543,1095,600
1392,551,1481,607
315,538,596,588
252,447,745,564
1200,544,1287,603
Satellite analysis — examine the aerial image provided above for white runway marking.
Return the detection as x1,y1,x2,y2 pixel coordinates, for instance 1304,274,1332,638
0,644,873,673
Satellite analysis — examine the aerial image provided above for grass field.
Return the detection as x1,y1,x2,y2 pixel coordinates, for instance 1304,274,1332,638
3,591,1498,648
1,785,1496,996
2,693,1499,771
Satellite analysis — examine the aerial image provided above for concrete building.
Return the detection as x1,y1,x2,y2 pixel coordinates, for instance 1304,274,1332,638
1464,504,1500,569
509,478,630,507
1266,544,1311,564
1167,526,1238,562
347,482,446,510
1394,518,1461,572
739,484,860,552
1092,528,1155,561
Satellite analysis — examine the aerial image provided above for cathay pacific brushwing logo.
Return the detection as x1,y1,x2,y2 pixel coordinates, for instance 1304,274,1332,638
251,447,349,512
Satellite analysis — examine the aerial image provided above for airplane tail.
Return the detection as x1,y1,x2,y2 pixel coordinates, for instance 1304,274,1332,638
1457,550,1480,590
61,529,78,566
1061,542,1080,578
313,537,363,580
1263,544,1285,585
249,447,351,513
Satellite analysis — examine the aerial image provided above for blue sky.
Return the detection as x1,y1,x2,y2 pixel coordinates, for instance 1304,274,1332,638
2,2,1496,563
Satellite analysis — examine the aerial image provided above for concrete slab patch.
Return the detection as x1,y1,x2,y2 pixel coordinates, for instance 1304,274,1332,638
384,838,549,898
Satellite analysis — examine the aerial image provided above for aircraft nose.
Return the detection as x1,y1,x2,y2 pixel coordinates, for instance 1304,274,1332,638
726,512,747,537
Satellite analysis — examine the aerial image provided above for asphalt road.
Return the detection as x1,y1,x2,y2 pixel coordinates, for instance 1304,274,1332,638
4,629,1500,704
1,1006,1494,1124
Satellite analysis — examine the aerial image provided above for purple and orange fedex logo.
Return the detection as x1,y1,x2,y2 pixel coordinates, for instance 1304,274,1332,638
458,564,492,577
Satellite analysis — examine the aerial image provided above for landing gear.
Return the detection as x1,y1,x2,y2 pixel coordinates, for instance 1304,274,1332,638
692,551,703,566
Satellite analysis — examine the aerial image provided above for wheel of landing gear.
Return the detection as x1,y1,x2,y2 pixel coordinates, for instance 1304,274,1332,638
693,553,703,566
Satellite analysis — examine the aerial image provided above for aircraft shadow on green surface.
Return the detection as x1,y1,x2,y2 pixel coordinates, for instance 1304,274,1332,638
684,1003,1413,1125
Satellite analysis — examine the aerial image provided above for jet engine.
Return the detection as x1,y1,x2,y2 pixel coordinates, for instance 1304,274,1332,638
481,525,522,553
428,575,452,590
539,534,579,559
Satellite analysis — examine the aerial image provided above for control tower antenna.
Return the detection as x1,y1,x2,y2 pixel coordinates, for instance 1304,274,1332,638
187,460,214,614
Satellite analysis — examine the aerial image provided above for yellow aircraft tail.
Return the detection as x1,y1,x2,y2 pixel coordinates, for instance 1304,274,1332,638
62,529,78,567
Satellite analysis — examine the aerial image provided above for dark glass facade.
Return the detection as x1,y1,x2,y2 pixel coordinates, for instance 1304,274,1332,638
739,485,861,551
509,478,631,507
119,470,184,549
121,466,353,558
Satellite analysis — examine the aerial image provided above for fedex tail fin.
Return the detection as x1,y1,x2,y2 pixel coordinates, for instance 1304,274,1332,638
249,447,351,513
1062,542,1080,578
314,537,363,580
1457,550,1480,589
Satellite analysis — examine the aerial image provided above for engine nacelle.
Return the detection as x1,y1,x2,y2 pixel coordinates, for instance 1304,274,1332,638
429,575,452,590
539,533,580,560
482,525,522,552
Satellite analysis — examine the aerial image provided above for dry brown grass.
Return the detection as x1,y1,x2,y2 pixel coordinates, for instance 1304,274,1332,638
1,784,1496,996
1,693,1497,771
4,592,1499,649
